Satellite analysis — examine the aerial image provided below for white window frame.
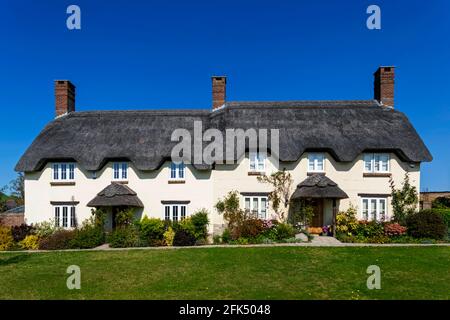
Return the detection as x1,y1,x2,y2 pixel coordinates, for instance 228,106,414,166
363,153,390,173
249,152,266,172
308,153,325,172
52,163,76,181
54,205,77,228
113,162,128,180
361,197,387,221
243,196,268,219
163,204,188,222
169,162,185,180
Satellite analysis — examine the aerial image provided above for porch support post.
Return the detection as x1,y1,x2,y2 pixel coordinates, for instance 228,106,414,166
332,198,337,237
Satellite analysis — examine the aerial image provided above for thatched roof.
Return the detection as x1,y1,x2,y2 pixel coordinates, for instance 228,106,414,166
291,174,348,199
15,100,432,172
87,183,144,207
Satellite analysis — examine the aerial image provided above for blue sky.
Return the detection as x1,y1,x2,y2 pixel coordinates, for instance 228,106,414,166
0,0,449,191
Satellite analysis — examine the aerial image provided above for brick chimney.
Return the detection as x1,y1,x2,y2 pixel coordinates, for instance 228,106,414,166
374,66,395,107
55,80,76,117
212,76,226,109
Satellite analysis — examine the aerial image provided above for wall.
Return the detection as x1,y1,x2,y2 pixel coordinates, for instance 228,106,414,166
24,152,420,234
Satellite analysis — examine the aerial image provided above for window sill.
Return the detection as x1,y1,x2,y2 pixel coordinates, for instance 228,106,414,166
307,171,325,176
112,180,129,184
363,172,391,177
248,171,265,176
50,181,76,186
168,180,186,184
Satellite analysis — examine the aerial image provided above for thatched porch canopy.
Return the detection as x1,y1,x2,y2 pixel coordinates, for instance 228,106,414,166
291,174,348,200
87,182,144,207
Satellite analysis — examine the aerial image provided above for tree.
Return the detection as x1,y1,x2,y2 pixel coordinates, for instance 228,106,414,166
2,173,25,205
214,190,247,229
257,169,293,222
390,173,418,225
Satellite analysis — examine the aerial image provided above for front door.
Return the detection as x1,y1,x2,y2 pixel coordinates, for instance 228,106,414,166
310,199,324,227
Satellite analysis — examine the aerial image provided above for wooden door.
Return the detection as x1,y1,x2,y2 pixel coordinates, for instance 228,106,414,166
310,199,324,227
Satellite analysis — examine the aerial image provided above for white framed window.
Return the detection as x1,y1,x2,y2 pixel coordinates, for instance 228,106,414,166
54,205,77,228
169,162,185,180
249,152,266,172
308,153,325,172
243,196,268,219
361,197,387,221
113,162,128,180
164,204,187,222
363,153,390,173
52,163,76,181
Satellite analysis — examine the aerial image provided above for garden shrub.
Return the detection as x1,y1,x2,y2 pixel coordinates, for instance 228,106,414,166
173,229,196,246
213,235,221,244
0,226,14,251
107,226,140,248
189,209,209,240
336,206,358,236
406,210,447,240
274,223,295,240
11,224,35,242
70,218,105,249
354,221,384,238
38,230,76,250
33,220,59,238
432,197,450,209
221,228,231,243
240,219,265,239
163,226,175,246
384,223,407,237
19,234,39,250
138,216,165,245
115,208,135,227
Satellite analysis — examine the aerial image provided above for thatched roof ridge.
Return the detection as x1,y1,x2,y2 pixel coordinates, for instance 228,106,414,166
291,174,349,199
87,183,144,207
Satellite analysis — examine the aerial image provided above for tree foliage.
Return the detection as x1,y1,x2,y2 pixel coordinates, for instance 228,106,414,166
390,173,418,225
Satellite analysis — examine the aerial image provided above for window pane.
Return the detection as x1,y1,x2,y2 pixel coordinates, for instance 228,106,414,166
249,153,256,170
308,157,315,171
316,155,324,171
165,206,170,221
364,154,373,172
379,199,386,221
370,199,377,220
173,206,178,222
69,164,75,180
244,198,251,211
61,164,67,180
62,207,68,227
121,163,128,179
170,163,177,179
362,199,369,220
252,198,258,216
178,163,184,179
380,155,389,172
374,154,381,172
70,207,76,228
53,164,59,180
114,163,119,179
55,207,60,227
181,206,186,220
260,198,267,219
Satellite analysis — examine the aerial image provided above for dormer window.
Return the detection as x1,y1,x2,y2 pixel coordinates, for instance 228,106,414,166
308,153,325,172
249,153,266,172
364,153,390,173
170,162,185,180
113,162,128,180
52,163,75,181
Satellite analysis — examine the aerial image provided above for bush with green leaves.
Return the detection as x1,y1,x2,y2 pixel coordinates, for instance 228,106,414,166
390,173,419,224
38,230,76,250
107,225,140,248
406,210,447,240
115,208,136,227
70,217,105,249
189,209,209,240
221,228,231,243
273,223,296,240
33,220,60,238
137,216,165,245
432,197,450,209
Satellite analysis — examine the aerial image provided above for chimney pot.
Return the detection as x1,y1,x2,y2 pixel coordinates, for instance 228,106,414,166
55,80,76,117
374,66,395,107
211,76,226,110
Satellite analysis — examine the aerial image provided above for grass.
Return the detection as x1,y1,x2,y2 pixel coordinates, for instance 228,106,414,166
0,246,449,299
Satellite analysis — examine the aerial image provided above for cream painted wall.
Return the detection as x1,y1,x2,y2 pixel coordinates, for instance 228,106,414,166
24,152,420,234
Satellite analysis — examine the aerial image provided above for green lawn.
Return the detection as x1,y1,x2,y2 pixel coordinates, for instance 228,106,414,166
0,246,449,299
